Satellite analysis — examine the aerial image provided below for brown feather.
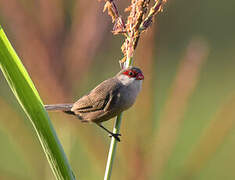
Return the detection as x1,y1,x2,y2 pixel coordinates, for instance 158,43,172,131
71,77,122,122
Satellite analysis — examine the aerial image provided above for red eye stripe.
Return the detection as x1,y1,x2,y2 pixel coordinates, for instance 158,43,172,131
122,69,137,77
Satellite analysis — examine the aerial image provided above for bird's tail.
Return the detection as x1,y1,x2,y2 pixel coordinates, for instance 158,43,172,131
44,104,73,112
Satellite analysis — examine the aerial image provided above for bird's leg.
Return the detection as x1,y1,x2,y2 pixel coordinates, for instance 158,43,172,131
96,123,121,142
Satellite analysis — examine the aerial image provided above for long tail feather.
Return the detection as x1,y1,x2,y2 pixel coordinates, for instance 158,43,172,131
44,104,73,111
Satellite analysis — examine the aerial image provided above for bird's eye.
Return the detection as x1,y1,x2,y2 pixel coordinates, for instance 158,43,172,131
128,71,134,76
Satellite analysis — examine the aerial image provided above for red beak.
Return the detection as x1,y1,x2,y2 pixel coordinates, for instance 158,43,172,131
136,73,144,80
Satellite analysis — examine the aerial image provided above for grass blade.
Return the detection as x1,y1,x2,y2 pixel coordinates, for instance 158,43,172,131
0,26,75,180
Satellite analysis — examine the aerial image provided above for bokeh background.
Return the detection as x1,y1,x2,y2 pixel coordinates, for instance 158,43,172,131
0,0,235,179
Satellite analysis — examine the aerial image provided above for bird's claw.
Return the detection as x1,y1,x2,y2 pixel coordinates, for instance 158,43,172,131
109,133,121,142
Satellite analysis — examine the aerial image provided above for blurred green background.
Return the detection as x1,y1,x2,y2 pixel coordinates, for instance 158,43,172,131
1,0,235,179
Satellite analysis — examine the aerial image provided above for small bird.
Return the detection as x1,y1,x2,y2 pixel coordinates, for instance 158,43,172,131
45,66,144,141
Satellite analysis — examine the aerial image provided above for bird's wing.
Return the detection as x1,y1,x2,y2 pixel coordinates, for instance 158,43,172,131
71,78,121,114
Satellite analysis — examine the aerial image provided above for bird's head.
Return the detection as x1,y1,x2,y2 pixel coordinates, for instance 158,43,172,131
116,67,144,85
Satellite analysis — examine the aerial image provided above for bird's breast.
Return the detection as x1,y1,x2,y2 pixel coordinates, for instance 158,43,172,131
117,80,142,111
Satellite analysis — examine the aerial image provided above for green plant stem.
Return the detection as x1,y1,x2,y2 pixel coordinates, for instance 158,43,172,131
0,27,75,180
104,113,123,180
104,53,133,180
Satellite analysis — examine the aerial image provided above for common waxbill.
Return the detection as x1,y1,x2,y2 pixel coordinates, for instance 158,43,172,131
45,66,144,141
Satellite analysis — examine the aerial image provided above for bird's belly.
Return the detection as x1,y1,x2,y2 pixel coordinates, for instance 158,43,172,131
115,88,138,112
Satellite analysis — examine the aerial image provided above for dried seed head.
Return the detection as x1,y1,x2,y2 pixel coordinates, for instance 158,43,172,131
103,1,117,22
112,17,126,35
100,0,167,64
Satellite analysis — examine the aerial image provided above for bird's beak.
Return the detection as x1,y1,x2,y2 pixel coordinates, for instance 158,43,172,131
136,73,144,80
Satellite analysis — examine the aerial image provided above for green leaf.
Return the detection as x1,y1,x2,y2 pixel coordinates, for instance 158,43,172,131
0,27,76,180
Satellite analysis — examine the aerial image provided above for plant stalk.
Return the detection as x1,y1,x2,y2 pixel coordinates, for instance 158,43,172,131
104,44,133,180
104,113,123,180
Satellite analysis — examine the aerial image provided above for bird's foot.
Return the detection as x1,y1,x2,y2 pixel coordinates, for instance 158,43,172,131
109,133,121,142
